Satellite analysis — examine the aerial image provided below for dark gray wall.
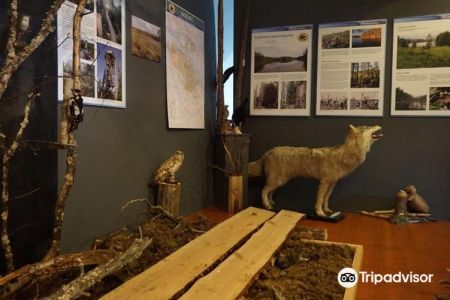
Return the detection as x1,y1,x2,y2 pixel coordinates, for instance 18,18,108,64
60,0,216,252
235,0,450,219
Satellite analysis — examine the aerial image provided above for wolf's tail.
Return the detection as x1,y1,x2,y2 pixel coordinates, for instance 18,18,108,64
248,158,264,177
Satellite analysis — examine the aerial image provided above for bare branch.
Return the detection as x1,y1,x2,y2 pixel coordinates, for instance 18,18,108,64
0,0,65,99
0,249,116,298
6,0,18,61
44,238,152,300
10,188,40,201
45,0,86,260
1,92,39,273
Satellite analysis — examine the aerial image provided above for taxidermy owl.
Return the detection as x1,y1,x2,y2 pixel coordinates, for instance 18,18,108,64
15,15,30,48
151,151,184,185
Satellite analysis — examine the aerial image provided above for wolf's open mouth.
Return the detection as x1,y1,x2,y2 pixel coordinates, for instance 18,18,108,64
372,131,383,139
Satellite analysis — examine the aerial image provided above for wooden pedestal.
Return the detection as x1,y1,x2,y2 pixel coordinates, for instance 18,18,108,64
157,182,181,216
227,175,243,213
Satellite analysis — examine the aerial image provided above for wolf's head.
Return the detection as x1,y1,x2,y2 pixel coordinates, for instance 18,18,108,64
347,125,383,152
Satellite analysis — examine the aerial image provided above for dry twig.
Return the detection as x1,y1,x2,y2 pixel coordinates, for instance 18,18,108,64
1,92,39,272
44,238,152,300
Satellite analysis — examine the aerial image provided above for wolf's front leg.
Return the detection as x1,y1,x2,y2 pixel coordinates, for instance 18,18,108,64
323,182,336,214
315,181,331,217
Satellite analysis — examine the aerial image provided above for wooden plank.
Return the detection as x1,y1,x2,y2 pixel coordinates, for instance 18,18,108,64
101,207,275,300
300,239,363,300
227,175,243,213
180,210,303,300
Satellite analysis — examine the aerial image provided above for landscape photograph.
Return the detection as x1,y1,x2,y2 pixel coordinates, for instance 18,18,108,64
350,91,379,110
131,16,161,62
351,61,380,88
320,92,348,110
97,43,122,101
254,42,308,73
352,28,382,48
280,81,307,109
395,85,427,110
80,38,95,62
321,30,350,49
96,0,122,45
63,60,95,99
429,86,450,110
253,81,279,109
397,27,450,69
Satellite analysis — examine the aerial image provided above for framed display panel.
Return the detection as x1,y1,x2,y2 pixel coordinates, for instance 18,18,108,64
57,0,126,108
250,25,313,116
316,19,387,117
391,13,450,116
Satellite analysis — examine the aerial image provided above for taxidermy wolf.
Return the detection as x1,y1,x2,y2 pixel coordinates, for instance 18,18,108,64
248,125,382,216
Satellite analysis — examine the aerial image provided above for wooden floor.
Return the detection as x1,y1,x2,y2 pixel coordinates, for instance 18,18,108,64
197,207,450,300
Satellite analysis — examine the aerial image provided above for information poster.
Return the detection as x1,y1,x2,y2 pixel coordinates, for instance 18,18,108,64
317,19,386,116
166,0,205,129
57,0,126,108
392,14,450,116
250,25,313,116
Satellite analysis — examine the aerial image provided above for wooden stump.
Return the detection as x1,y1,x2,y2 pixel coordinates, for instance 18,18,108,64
157,182,181,216
227,175,243,213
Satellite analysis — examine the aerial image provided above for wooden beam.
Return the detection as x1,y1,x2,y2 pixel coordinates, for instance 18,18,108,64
180,210,303,300
101,207,275,300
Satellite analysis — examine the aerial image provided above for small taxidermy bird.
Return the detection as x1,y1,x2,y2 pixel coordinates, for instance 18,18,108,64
69,89,84,132
151,151,184,185
15,15,30,48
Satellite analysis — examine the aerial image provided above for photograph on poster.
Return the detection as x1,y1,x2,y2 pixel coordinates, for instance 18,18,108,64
254,45,308,73
321,30,350,49
80,38,95,61
97,43,123,101
96,0,122,44
131,15,161,62
352,28,382,48
63,59,95,98
281,81,306,109
250,25,313,116
320,92,348,110
391,14,450,116
253,81,279,109
397,28,450,69
350,91,379,110
351,61,380,88
394,85,427,111
429,86,450,110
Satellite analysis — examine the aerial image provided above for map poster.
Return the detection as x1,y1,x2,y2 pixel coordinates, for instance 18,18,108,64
392,14,450,116
250,25,313,116
166,0,205,129
317,19,387,117
57,0,126,108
